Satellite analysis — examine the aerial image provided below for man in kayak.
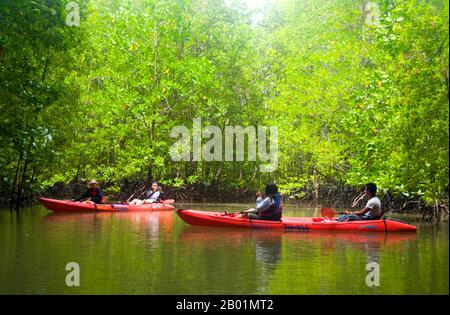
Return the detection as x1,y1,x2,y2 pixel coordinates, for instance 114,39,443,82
129,181,163,205
237,183,282,221
336,183,383,221
72,179,105,204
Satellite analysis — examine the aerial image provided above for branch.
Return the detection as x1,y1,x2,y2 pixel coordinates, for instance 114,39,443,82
159,98,173,116
432,32,449,60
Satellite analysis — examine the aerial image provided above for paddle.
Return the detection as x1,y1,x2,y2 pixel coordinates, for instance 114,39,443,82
320,207,347,219
160,199,175,204
351,192,366,208
223,209,254,216
126,186,146,203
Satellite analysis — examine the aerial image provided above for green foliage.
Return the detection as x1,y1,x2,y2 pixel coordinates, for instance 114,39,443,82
264,0,448,205
0,0,85,202
0,0,448,207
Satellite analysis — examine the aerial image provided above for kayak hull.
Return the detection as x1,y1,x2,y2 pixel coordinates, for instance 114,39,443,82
39,198,175,212
177,209,417,232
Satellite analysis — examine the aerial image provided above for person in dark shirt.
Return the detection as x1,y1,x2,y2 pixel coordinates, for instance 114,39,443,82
73,179,104,204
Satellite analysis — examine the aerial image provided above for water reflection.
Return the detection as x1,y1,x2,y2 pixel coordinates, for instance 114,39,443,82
179,227,284,293
179,226,416,277
255,236,282,267
43,210,417,272
180,226,415,248
44,211,175,243
179,228,284,264
0,206,429,294
284,231,416,264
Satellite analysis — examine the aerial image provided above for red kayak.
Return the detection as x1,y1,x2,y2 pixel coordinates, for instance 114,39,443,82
177,209,417,232
39,198,175,212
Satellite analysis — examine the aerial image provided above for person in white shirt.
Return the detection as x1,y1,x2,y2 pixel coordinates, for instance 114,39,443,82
129,181,162,205
336,183,383,221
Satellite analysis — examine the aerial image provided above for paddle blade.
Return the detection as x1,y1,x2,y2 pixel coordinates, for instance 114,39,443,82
321,207,338,219
161,199,175,204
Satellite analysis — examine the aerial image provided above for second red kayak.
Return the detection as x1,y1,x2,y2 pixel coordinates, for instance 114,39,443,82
177,209,417,232
40,198,175,212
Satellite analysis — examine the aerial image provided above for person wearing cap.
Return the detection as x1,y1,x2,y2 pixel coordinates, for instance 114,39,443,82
73,179,105,204
129,181,163,205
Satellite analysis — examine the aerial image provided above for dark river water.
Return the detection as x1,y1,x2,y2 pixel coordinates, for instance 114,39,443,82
0,203,448,294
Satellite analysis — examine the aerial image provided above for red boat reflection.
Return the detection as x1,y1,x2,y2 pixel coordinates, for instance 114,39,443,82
44,211,175,236
179,226,417,249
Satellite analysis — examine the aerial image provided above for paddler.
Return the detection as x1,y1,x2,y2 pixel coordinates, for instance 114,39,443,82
237,183,283,221
129,181,163,205
72,179,105,204
336,183,383,221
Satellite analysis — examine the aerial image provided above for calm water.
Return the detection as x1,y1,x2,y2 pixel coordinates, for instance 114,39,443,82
0,203,448,294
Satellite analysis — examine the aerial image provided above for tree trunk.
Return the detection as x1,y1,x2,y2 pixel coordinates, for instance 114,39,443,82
9,153,22,211
313,167,319,205
15,157,29,210
147,22,159,183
